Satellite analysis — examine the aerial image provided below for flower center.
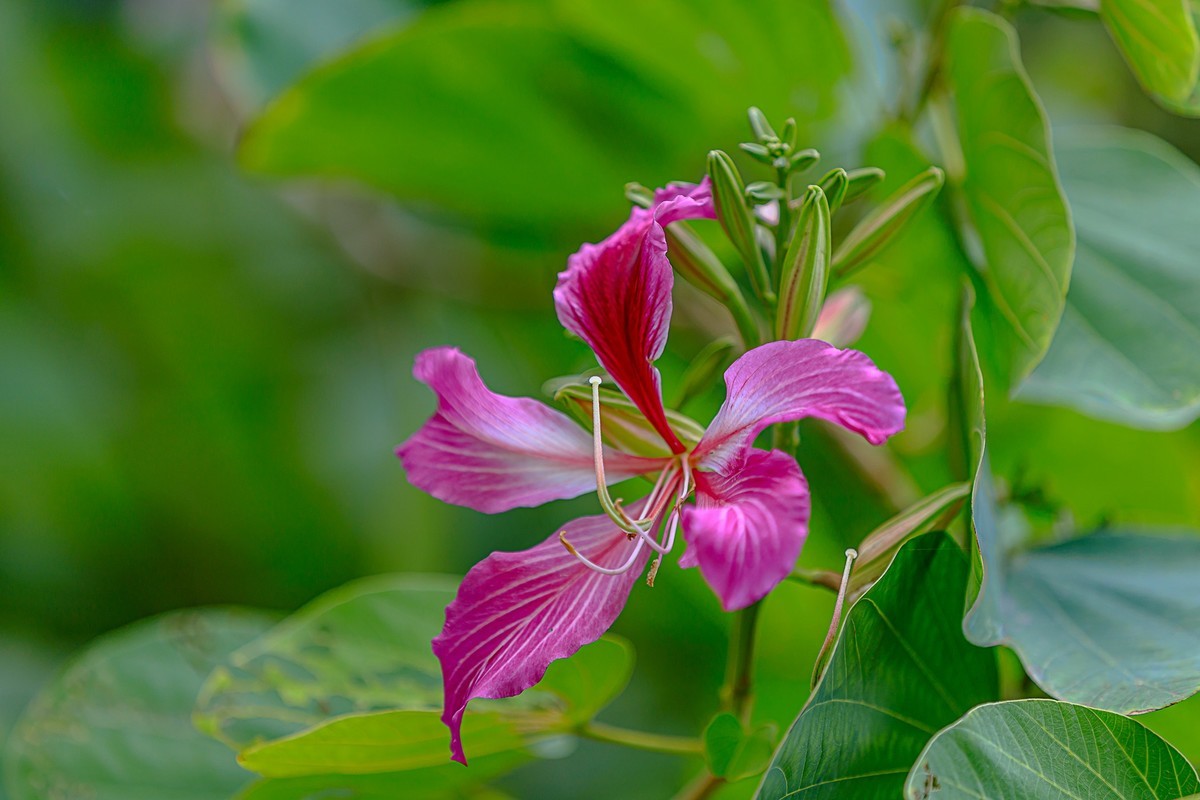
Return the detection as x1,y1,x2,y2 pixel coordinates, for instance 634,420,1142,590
557,376,692,582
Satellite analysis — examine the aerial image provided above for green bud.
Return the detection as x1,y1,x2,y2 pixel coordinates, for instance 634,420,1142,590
665,223,761,348
673,337,738,409
780,117,798,149
738,141,774,165
775,185,831,340
745,181,785,202
549,377,705,457
707,149,774,304
624,181,653,209
842,167,886,203
816,168,849,214
747,106,776,141
788,148,820,173
832,166,944,277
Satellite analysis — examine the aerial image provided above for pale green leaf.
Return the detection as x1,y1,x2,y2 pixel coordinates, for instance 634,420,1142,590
905,700,1200,799
1021,127,1200,429
945,8,1074,384
3,610,275,800
1100,0,1200,113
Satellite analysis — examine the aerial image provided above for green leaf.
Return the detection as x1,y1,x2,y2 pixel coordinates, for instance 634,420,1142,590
211,0,420,112
944,8,1075,385
1100,0,1200,114
967,484,1200,714
703,713,776,783
196,574,633,781
756,533,998,800
904,699,1200,799
195,574,454,749
237,0,850,233
3,609,275,800
1020,127,1200,429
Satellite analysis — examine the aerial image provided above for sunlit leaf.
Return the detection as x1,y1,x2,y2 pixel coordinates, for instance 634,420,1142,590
1020,127,1200,429
1100,0,1200,115
904,699,1200,799
2,610,275,800
756,533,998,800
196,573,632,785
238,0,850,233
944,7,1074,385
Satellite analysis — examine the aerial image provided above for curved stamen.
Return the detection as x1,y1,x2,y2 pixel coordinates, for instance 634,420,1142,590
559,530,646,575
588,376,644,534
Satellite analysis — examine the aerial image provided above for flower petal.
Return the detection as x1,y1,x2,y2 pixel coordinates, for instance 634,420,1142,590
681,450,811,611
396,348,658,513
695,339,906,472
553,182,713,454
433,508,650,763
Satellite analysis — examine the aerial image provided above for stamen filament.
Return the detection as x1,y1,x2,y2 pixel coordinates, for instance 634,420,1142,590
588,376,644,535
559,530,646,575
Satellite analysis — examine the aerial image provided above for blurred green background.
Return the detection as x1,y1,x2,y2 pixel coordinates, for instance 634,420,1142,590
1,1,1198,798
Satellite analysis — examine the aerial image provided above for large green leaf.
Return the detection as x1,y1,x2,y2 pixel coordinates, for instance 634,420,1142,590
967,480,1200,714
1100,0,1200,115
904,699,1200,799
238,0,850,233
3,609,275,800
1020,127,1200,429
196,573,633,792
211,0,421,112
755,534,998,800
944,8,1074,385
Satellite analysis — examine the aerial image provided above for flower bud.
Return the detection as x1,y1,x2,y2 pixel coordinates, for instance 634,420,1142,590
747,106,777,141
811,286,871,348
832,166,943,277
816,168,849,214
789,148,820,173
775,185,831,340
707,149,773,303
843,167,886,203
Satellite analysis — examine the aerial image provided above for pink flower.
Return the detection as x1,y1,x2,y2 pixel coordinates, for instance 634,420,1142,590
395,180,905,763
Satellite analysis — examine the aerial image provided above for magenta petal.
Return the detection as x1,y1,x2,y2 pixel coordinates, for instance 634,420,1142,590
433,508,650,763
695,340,906,473
396,348,658,513
681,450,810,611
554,182,713,454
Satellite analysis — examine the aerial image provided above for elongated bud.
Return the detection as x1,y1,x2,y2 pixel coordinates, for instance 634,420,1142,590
776,185,831,340
624,182,653,209
810,285,871,348
548,377,706,457
789,148,820,173
832,166,944,277
673,337,737,409
738,141,774,165
747,106,776,141
842,167,886,203
816,168,849,214
707,150,773,304
665,224,761,348
780,117,798,149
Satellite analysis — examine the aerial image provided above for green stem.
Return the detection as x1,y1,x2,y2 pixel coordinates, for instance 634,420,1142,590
720,600,763,724
905,0,959,124
728,290,762,349
577,722,704,756
673,771,725,800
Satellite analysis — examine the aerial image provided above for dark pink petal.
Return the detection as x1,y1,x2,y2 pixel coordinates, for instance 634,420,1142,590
396,348,660,513
433,508,650,763
680,450,810,611
553,181,713,454
695,340,906,473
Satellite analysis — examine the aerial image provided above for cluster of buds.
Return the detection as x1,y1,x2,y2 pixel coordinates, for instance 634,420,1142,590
632,108,944,352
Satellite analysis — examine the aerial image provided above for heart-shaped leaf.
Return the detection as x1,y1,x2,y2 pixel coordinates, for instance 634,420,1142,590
1020,127,1200,429
756,533,998,800
904,699,1199,799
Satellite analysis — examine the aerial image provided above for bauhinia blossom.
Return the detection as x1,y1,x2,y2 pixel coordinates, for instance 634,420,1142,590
396,180,906,764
